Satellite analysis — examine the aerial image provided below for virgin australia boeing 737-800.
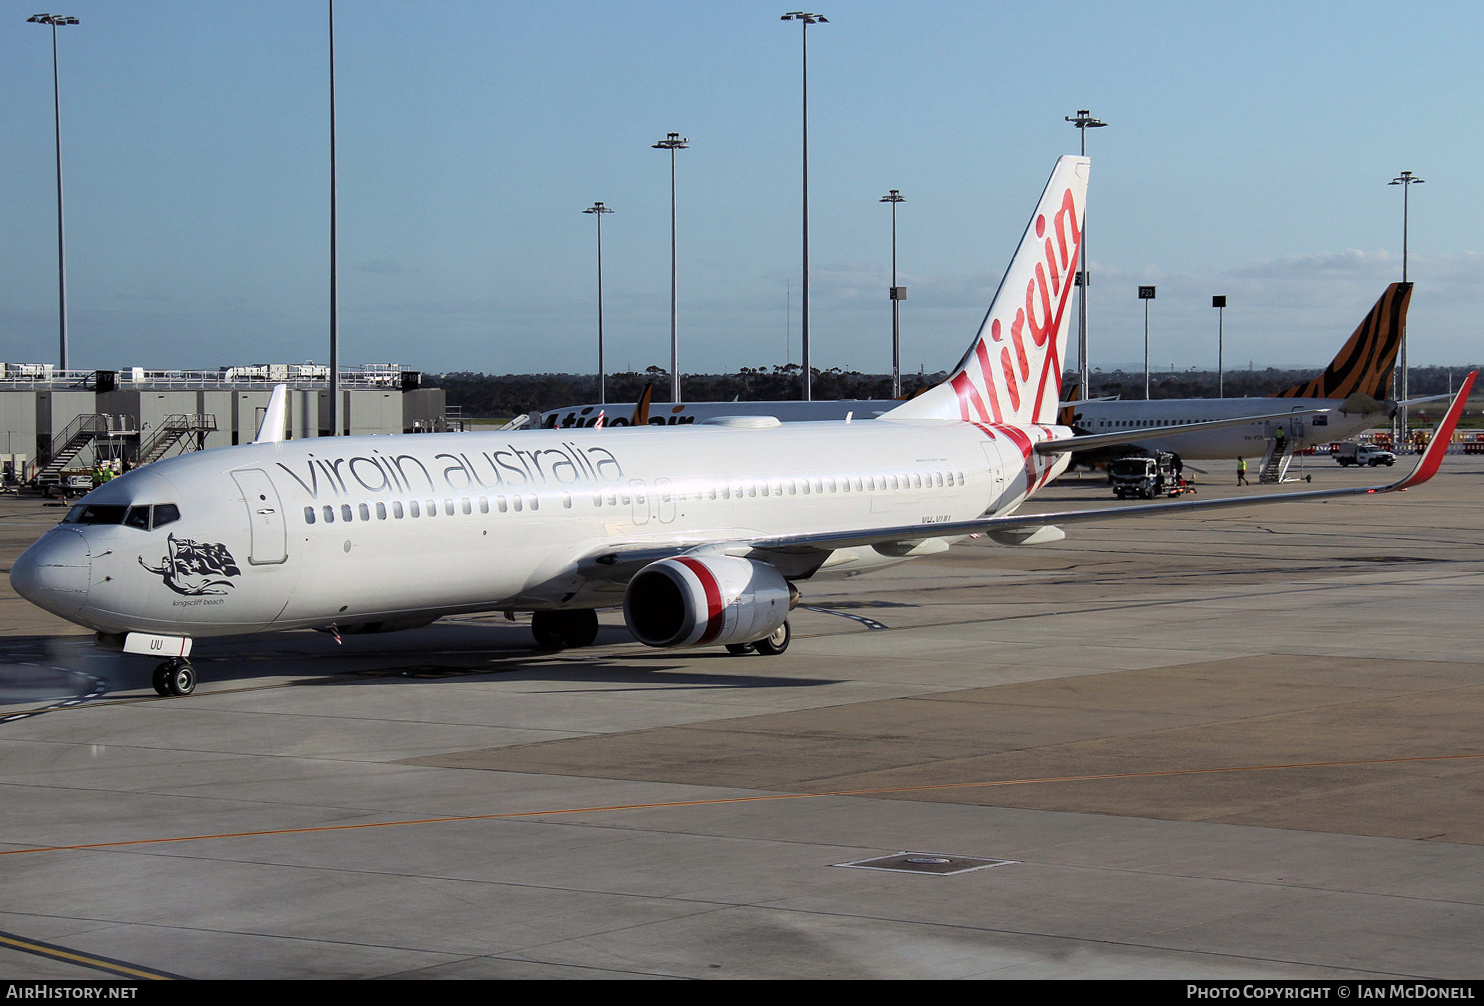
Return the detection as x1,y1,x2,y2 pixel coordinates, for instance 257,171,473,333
11,156,1473,697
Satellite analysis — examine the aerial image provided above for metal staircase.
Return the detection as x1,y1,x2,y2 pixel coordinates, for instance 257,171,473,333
37,414,137,485
137,414,218,464
1259,437,1293,484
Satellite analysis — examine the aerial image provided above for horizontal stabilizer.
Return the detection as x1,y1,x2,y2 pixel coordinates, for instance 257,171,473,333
1396,391,1454,409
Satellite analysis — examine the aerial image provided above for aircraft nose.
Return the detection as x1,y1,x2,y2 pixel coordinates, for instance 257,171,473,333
11,528,92,618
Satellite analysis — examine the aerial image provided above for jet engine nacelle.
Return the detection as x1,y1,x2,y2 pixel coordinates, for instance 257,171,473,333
624,556,792,648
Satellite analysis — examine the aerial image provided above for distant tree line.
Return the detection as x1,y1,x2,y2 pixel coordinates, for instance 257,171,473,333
427,364,1480,418
431,364,947,417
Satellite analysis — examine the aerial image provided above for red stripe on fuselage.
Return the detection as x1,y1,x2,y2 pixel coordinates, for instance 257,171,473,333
992,424,1039,487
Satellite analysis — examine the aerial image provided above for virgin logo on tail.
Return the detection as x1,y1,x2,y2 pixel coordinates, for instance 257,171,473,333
883,155,1089,427
952,185,1082,426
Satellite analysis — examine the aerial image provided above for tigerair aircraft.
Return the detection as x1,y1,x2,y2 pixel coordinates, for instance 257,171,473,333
1065,283,1417,480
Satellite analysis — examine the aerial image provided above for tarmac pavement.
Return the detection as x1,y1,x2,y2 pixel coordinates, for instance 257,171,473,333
0,455,1479,979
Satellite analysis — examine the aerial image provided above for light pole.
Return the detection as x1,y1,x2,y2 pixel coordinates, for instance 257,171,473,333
1065,109,1105,399
782,11,827,400
880,189,905,398
583,202,613,405
27,13,79,372
1389,170,1423,448
328,0,340,436
1138,285,1156,399
652,133,688,402
1212,295,1227,397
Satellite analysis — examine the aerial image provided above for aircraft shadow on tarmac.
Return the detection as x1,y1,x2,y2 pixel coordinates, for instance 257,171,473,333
0,623,836,710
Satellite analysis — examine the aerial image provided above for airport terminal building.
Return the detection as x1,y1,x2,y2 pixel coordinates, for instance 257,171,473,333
0,363,447,484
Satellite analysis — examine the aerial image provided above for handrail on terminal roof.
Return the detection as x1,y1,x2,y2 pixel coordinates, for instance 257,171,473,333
0,364,412,391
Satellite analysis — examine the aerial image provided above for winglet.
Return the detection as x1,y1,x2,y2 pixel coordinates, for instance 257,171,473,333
1377,371,1475,493
253,384,289,445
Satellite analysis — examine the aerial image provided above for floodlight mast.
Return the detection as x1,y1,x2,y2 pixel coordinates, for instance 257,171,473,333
328,0,340,436
27,13,79,372
1212,295,1227,397
652,133,689,402
880,189,905,398
583,202,614,405
1389,170,1423,446
1065,110,1105,400
782,12,827,400
1138,285,1156,399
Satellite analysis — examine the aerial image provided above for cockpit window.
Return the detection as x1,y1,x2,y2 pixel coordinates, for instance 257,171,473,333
65,505,128,525
65,503,182,530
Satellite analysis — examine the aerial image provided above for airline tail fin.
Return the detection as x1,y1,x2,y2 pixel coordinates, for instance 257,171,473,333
252,384,288,445
1057,379,1081,428
1274,283,1412,400
886,155,1089,424
632,382,654,426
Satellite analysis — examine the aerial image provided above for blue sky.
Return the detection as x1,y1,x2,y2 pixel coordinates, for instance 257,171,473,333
1,1,1480,378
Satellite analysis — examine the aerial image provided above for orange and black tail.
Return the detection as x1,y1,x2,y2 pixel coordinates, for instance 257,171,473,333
1274,283,1411,400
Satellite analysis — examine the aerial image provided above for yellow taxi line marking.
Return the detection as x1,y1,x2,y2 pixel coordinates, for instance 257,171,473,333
0,930,180,979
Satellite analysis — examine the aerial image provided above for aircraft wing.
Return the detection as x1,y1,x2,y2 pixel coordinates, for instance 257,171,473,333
571,375,1471,585
1034,407,1332,456
757,373,1472,556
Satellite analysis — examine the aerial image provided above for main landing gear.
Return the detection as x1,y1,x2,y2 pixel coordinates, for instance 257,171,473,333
530,609,600,650
152,657,196,697
725,620,791,657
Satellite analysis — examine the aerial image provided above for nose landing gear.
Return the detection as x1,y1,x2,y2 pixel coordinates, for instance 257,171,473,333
152,658,196,697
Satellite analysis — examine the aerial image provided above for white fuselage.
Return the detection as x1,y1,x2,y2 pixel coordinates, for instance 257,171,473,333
1071,397,1384,458
13,420,1069,640
538,399,901,430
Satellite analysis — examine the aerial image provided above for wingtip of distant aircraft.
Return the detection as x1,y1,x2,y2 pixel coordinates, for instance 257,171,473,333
1377,370,1476,493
